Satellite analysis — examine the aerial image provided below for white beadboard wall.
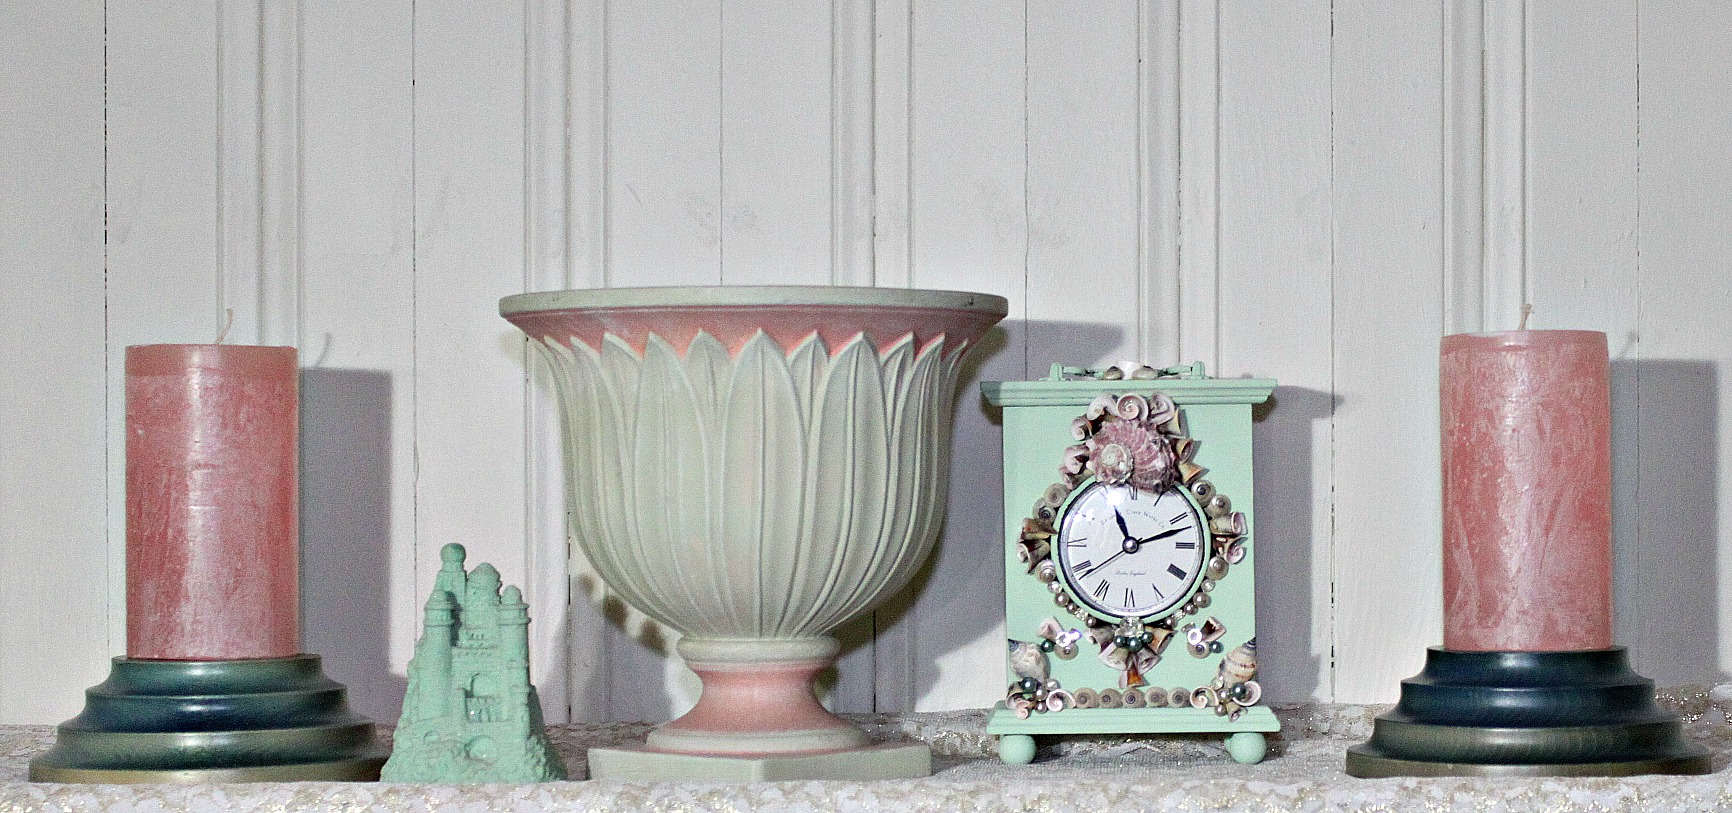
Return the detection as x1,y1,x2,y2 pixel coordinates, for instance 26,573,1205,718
3,1,1730,726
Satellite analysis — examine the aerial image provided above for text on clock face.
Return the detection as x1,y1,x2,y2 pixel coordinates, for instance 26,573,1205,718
1056,482,1207,618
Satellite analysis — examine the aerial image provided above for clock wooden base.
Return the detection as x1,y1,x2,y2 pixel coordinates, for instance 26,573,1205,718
988,705,1278,765
1345,647,1710,778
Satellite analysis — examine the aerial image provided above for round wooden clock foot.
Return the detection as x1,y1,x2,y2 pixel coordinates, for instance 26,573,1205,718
997,734,1037,765
1345,647,1710,778
1226,731,1266,764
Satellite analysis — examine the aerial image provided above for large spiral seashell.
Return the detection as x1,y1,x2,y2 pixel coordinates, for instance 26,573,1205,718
1044,690,1074,712
1218,638,1258,685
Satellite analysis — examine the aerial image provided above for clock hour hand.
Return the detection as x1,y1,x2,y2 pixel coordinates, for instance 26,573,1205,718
1113,509,1135,542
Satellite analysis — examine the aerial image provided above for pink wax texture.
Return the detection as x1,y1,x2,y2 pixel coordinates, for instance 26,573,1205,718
126,344,300,660
1440,330,1612,652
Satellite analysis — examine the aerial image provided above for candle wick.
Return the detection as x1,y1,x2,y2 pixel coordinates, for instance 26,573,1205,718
215,308,234,345
1517,303,1533,331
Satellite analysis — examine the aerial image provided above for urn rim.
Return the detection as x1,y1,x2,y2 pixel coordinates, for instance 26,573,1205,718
500,284,1008,317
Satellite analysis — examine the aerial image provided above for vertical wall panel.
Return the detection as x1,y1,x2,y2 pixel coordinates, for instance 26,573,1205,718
870,0,914,290
608,1,723,286
1217,1,1334,702
595,0,724,721
1635,0,1732,687
297,0,416,723
1328,1,1446,702
1524,1,1642,655
410,0,536,703
718,0,832,285
888,0,1027,712
1024,1,1142,373
1175,0,1220,370
1139,0,1181,364
0,0,108,723
104,0,227,666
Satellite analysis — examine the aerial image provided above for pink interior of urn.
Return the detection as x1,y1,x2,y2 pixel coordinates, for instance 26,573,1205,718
505,303,1001,357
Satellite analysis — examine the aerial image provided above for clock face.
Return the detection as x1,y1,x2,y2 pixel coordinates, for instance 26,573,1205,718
1055,481,1207,620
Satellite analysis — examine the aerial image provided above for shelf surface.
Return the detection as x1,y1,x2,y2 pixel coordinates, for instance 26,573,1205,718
5,687,1731,812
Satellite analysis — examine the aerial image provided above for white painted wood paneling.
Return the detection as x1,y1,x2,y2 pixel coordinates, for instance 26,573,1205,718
1217,1,1334,703
1024,0,1142,373
0,0,109,725
1634,0,1732,688
718,0,831,286
103,0,228,677
1175,0,1221,371
607,1,723,287
11,0,1732,724
409,0,537,701
1327,1,1446,702
889,0,1028,713
297,0,417,723
1523,0,1641,653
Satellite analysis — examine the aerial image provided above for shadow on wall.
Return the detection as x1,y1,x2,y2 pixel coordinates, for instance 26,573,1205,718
1627,359,1722,686
299,368,406,723
889,320,1124,711
1252,386,1339,703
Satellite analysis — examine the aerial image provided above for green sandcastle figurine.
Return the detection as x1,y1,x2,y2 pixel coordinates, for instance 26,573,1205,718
382,543,568,782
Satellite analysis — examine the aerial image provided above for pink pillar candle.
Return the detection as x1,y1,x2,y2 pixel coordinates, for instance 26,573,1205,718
1440,330,1613,652
126,345,301,660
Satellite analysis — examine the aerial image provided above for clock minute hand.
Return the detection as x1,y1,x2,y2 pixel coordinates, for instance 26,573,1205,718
1136,527,1188,545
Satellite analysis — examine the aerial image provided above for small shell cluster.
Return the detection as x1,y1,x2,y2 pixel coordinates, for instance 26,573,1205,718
1018,641,1267,717
1004,618,1083,718
1203,639,1263,720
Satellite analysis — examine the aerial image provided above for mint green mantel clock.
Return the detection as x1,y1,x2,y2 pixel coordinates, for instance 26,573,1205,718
983,362,1278,765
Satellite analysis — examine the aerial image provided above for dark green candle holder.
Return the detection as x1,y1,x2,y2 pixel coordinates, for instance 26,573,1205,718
1346,647,1711,777
30,655,387,783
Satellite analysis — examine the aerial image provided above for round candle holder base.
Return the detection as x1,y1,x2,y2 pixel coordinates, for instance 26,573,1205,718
1346,647,1710,778
29,655,387,784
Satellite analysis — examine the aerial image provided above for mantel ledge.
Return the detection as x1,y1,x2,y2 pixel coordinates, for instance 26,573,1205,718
5,687,1732,812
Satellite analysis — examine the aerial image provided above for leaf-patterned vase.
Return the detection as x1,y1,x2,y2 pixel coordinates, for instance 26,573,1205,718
502,286,1007,757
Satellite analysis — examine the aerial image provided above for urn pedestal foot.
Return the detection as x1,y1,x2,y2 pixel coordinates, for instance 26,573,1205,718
1345,647,1710,778
588,742,932,782
29,656,387,783
590,637,932,781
